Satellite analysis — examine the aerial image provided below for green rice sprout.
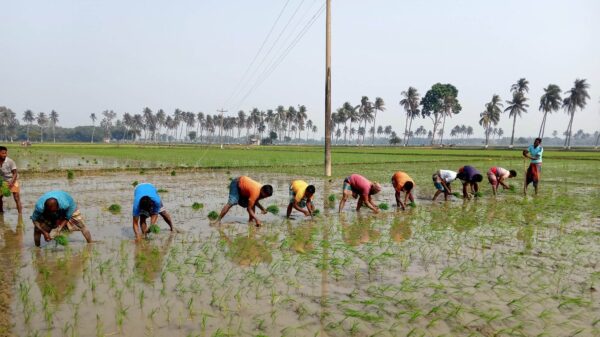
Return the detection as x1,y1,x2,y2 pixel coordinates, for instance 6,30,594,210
408,202,417,208
0,181,11,197
508,184,516,192
170,170,176,176
192,202,204,210
452,192,461,198
312,209,321,216
266,205,279,215
67,170,75,180
378,203,389,210
328,194,336,202
55,235,69,246
157,188,168,193
474,191,483,197
108,204,121,214
148,224,160,234
207,211,219,221
132,181,139,187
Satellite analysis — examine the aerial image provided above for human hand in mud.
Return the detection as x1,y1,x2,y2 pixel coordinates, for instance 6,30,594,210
303,210,310,216
43,232,52,242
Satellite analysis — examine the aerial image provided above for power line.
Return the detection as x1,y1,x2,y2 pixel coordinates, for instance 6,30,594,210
226,0,308,109
223,0,292,107
232,3,325,110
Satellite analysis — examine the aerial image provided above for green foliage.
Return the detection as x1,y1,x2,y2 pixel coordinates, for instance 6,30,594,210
67,170,75,180
378,203,389,210
408,202,417,208
420,83,462,118
170,170,176,176
266,205,279,215
452,192,461,198
474,191,483,197
0,181,11,197
148,224,160,234
192,202,204,210
312,209,320,216
328,194,336,202
108,204,121,214
55,235,68,246
207,211,219,221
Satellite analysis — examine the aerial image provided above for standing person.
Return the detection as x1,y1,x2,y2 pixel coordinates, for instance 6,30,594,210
432,169,457,201
132,183,174,240
0,146,23,214
456,165,483,199
523,137,543,195
217,176,273,226
487,167,517,195
286,180,316,218
31,190,93,247
391,171,415,210
338,174,381,214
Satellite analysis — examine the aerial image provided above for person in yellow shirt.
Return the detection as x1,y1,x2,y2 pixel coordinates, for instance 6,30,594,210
286,180,316,218
391,171,415,210
217,176,273,226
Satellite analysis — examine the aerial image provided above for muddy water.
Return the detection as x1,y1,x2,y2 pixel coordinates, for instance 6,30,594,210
0,171,598,336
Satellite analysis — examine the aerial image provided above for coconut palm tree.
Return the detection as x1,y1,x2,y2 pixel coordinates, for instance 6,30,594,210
504,92,529,148
371,97,385,145
479,95,503,148
90,113,97,143
562,79,590,149
358,97,373,145
511,78,529,96
22,110,35,142
399,87,420,146
538,84,561,138
36,112,48,142
48,110,59,143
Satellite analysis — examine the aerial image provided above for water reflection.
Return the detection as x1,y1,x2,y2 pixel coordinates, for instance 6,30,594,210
34,245,91,305
0,215,23,335
286,221,317,254
340,214,380,246
219,226,273,266
390,217,412,243
134,234,174,284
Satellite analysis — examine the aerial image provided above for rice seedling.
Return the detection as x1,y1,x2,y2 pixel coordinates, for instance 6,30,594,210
312,209,321,216
55,235,69,246
67,170,75,179
192,202,204,210
132,180,139,187
208,211,219,220
1,181,11,197
148,224,160,234
157,188,168,193
266,205,279,215
108,203,121,214
170,170,176,176
474,191,483,197
378,203,389,210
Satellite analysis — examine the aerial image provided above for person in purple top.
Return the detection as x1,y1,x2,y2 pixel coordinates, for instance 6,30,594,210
338,174,381,213
132,183,174,240
456,165,483,199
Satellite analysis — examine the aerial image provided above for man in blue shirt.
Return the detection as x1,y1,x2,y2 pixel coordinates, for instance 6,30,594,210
132,183,174,240
31,190,92,247
523,137,543,195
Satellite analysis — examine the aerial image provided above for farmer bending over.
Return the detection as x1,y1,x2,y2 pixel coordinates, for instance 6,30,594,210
217,176,273,226
338,174,381,214
456,165,483,199
286,180,316,218
31,190,92,247
487,167,517,195
391,171,415,210
133,183,174,240
432,169,457,201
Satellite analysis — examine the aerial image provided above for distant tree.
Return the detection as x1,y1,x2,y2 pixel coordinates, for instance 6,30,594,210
100,110,117,141
595,131,600,149
90,113,97,143
420,83,461,145
538,84,562,138
49,110,59,143
552,130,558,138
504,92,529,148
23,109,35,141
562,79,590,149
372,97,385,145
37,112,48,142
399,87,420,146
479,94,503,148
188,131,197,141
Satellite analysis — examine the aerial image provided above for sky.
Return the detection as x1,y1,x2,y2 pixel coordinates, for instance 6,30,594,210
1,0,599,138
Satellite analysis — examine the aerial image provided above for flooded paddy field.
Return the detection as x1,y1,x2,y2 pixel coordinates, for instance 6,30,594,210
1,147,599,336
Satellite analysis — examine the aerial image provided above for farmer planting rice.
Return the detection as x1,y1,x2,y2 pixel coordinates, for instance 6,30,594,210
432,169,457,201
338,173,381,214
217,176,273,226
456,165,483,199
132,183,174,240
0,146,23,214
286,180,316,218
487,166,517,195
391,171,415,210
31,190,92,247
523,137,543,195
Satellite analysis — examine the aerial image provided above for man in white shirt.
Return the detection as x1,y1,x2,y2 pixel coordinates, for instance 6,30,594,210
0,146,22,213
432,169,457,201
